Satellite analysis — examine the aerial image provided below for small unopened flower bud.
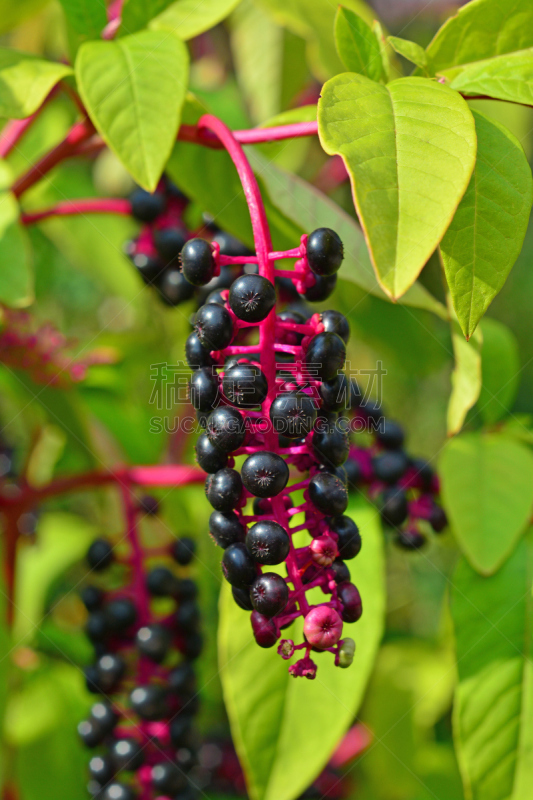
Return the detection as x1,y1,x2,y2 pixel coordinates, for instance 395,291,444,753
336,637,355,668
309,534,337,567
289,656,317,679
277,639,295,659
303,605,343,649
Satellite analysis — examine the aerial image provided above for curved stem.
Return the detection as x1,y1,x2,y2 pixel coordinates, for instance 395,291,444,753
21,198,132,225
178,120,318,149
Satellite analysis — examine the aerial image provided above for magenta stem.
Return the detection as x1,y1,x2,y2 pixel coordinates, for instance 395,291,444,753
21,198,132,224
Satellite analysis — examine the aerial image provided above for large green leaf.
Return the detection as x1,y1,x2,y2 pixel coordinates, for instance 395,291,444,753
247,149,447,318
449,49,533,106
451,536,533,800
441,110,532,340
318,74,476,299
120,0,174,33
334,6,383,82
447,315,482,435
426,0,533,73
0,50,72,119
58,0,107,45
150,0,242,40
231,0,283,125
478,318,520,425
0,0,50,36
0,161,33,307
439,432,533,575
218,497,385,800
75,30,189,191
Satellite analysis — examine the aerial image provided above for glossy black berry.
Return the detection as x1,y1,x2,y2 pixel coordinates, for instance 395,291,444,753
246,520,290,565
229,274,276,322
136,624,171,663
169,714,194,747
146,566,178,596
129,188,166,222
308,472,348,516
195,433,228,473
372,451,409,484
411,457,434,490
213,230,251,257
232,585,254,610
129,685,167,720
396,529,426,550
85,611,108,643
312,424,349,468
376,419,405,450
81,585,104,613
221,542,257,588
110,738,144,771
154,228,187,262
330,558,350,583
78,718,105,748
105,598,137,632
319,373,350,412
209,510,246,548
204,288,227,305
194,303,233,350
205,468,242,512
172,537,196,565
152,762,187,794
185,332,213,370
381,487,408,527
94,653,126,692
250,572,289,618
306,228,344,276
251,610,279,647
175,601,200,633
327,515,361,560
303,273,337,302
87,539,113,571
89,754,115,785
241,452,289,498
269,392,316,438
157,268,195,306
206,407,245,453
429,505,447,533
168,662,196,695
139,494,160,515
189,367,221,415
181,238,216,286
84,665,102,695
132,253,164,285
304,332,346,382
222,363,268,407
320,310,350,343
90,701,118,733
100,782,136,800
337,581,362,622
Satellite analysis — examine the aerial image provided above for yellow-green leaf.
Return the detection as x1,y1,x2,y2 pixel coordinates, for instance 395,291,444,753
334,6,383,82
0,49,72,119
150,0,242,40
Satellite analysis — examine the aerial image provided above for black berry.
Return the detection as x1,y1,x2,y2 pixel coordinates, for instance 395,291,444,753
372,451,409,483
232,585,254,610
154,228,187,262
306,228,344,276
195,433,228,473
181,238,216,286
250,572,289,617
205,468,243,512
194,303,234,350
81,585,104,612
330,558,350,583
304,332,346,382
136,624,171,663
312,424,349,468
251,610,279,647
375,419,405,450
327,515,361,560
185,332,213,370
157,268,195,306
246,520,290,565
78,718,105,748
221,542,257,588
87,539,114,571
269,392,316,438
129,188,166,222
94,653,125,692
171,537,196,565
241,451,289,498
303,273,337,301
308,472,348,516
146,566,178,596
110,738,144,771
396,529,426,550
168,662,196,695
206,407,245,452
380,487,408,527
100,782,136,800
222,363,268,407
320,310,350,343
209,510,246,548
89,754,115,785
105,598,137,632
337,581,362,622
151,762,187,795
319,373,350,412
429,504,447,533
90,701,118,734
213,230,251,256
129,685,167,720
229,274,276,322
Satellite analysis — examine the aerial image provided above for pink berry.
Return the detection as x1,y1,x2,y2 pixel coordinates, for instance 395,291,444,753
303,605,343,649
309,534,338,567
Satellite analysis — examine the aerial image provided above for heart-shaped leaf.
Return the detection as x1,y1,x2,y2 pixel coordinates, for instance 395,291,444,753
218,497,384,800
449,49,533,105
451,535,533,800
439,432,533,574
75,30,189,191
334,6,383,81
426,0,533,73
0,49,72,119
441,110,532,340
318,74,476,298
150,0,242,40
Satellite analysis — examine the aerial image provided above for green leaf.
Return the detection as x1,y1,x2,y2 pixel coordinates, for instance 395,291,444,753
449,49,533,106
426,0,533,73
246,149,447,318
120,0,174,33
478,318,520,425
440,110,532,340
218,497,384,800
231,0,283,125
387,35,429,74
318,74,477,299
439,432,533,574
0,0,50,36
75,30,189,191
334,6,383,81
0,161,33,307
0,49,72,119
150,0,242,40
451,536,533,800
58,0,107,47
447,314,482,435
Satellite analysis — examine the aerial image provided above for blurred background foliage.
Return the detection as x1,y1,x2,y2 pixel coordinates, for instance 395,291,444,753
0,0,531,798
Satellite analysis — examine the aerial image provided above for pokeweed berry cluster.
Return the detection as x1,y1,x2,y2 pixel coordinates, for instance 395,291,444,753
186,220,362,678
343,408,447,549
78,489,201,800
124,180,251,308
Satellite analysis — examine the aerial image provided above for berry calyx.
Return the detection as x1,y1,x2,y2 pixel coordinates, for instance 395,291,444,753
269,392,316,439
229,274,276,322
250,572,289,617
241,451,289,497
246,520,290,565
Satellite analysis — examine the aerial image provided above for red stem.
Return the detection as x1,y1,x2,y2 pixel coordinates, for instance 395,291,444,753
21,198,132,225
178,120,318,149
